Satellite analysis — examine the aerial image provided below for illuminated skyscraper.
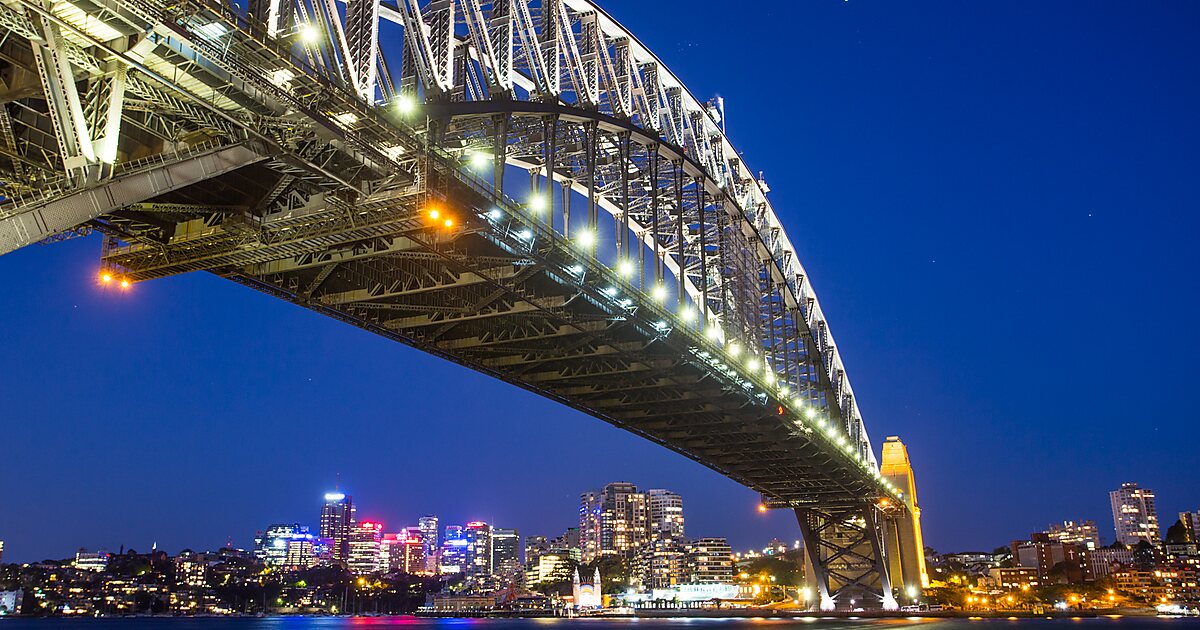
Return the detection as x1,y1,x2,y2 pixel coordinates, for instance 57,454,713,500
254,524,316,569
491,528,520,577
580,490,602,562
1110,483,1160,545
347,521,383,575
418,515,439,573
319,492,355,565
440,525,468,574
465,521,492,576
648,489,684,541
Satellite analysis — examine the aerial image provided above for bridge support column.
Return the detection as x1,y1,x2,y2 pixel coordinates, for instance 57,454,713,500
796,504,898,611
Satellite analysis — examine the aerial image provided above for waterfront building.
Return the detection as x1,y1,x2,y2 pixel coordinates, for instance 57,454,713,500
1045,520,1101,550
319,492,356,565
492,527,520,577
986,566,1040,589
0,540,4,564
347,521,383,575
648,489,685,541
465,521,492,576
254,524,316,569
635,538,685,589
73,549,110,572
1110,483,1161,546
419,515,439,573
686,538,734,584
572,567,602,609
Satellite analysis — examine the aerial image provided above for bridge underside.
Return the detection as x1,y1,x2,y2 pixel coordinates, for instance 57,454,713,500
0,0,920,609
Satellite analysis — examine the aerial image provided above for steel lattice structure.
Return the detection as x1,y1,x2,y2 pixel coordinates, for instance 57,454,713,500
0,0,925,609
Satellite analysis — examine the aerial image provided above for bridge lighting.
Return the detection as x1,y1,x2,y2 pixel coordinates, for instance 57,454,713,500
100,272,113,284
299,24,320,44
602,286,618,297
651,284,667,301
443,218,454,228
468,151,490,170
728,343,742,357
518,228,533,240
805,408,816,419
679,306,695,322
569,264,584,275
757,504,768,513
528,195,546,213
745,357,758,371
487,208,503,220
395,94,416,115
778,386,789,395
428,208,441,220
575,229,596,248
119,278,130,289
616,259,634,277
705,326,721,341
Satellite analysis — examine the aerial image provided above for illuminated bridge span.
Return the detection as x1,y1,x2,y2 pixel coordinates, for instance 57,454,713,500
0,0,926,608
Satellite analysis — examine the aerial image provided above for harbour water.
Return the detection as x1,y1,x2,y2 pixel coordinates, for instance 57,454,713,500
2,617,1199,630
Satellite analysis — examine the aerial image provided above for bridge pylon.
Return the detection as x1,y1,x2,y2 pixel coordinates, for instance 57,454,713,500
795,503,897,611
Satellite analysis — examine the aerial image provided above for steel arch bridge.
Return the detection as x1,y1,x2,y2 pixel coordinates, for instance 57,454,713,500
0,0,926,609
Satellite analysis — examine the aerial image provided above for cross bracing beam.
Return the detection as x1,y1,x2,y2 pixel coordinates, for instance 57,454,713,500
0,0,908,608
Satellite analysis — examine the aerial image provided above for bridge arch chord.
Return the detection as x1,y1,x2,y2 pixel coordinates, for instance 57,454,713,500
341,0,880,470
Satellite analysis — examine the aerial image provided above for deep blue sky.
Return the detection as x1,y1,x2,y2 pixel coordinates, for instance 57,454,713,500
3,1,1199,563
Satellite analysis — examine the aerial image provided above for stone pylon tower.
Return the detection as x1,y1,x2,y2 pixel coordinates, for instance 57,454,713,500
880,436,929,602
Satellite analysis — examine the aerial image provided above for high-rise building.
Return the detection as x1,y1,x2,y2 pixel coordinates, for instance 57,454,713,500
648,489,684,541
383,530,427,574
400,529,427,574
254,524,317,569
465,521,492,576
319,492,356,565
635,539,685,589
0,540,4,564
1179,510,1200,543
686,538,734,584
1110,483,1160,546
347,521,383,575
419,515,439,573
580,490,602,562
491,528,520,577
1044,520,1101,550
441,525,469,574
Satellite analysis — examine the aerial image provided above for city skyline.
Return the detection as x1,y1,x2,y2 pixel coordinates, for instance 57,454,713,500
3,0,1199,569
4,480,1196,566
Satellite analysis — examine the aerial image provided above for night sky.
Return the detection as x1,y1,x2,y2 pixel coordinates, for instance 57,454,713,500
3,1,1198,563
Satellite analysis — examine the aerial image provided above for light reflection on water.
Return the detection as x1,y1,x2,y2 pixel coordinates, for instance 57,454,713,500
0,617,1197,630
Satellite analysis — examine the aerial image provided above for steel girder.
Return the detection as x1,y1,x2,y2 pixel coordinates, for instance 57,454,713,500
0,0,912,609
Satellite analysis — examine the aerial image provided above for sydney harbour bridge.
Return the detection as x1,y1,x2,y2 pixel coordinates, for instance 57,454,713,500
0,0,927,609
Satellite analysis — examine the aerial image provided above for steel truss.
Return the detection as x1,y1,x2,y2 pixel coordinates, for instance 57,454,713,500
0,0,918,609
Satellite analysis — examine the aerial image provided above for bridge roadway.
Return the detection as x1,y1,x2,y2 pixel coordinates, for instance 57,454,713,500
0,0,926,608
